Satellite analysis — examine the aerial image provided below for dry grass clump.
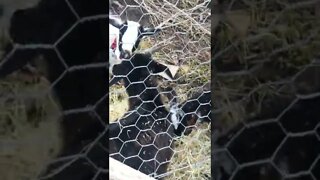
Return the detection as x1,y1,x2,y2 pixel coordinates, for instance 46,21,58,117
166,123,211,180
0,72,63,180
109,84,129,122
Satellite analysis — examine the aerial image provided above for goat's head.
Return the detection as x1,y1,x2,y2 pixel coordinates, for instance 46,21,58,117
173,88,211,136
109,17,161,60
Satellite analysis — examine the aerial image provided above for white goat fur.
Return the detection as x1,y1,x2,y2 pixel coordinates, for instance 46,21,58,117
109,23,122,72
109,18,141,57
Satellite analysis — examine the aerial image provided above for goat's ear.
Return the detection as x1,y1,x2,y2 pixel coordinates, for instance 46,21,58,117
141,27,161,36
109,17,122,29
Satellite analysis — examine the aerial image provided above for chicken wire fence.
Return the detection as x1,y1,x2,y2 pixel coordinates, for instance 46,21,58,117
213,0,320,179
0,0,107,180
109,0,211,179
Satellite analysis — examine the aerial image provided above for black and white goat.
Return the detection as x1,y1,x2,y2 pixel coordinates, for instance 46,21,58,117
109,16,161,73
109,53,211,178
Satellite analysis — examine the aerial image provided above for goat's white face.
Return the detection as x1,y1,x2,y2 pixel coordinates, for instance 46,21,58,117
109,17,161,60
121,21,141,57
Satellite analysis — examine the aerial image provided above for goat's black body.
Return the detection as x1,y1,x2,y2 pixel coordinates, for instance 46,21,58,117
110,53,175,177
109,53,212,178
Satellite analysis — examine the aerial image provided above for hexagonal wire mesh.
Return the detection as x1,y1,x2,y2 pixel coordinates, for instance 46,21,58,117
213,0,320,179
109,0,211,179
0,0,107,179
